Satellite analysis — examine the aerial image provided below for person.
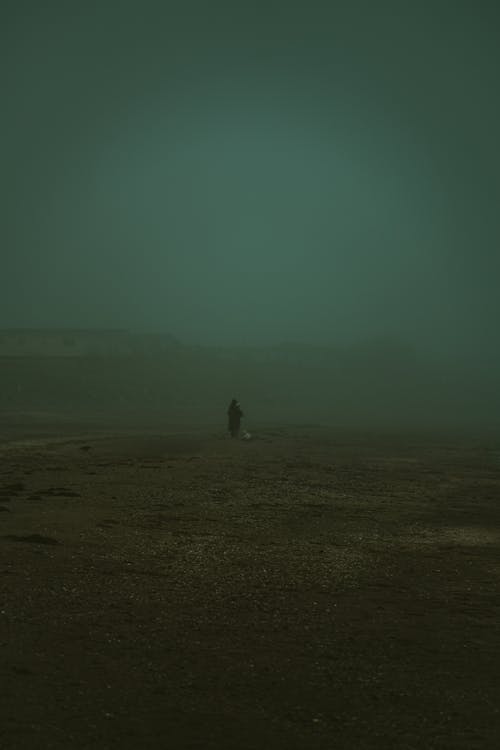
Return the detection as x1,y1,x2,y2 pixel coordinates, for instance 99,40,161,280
227,398,243,438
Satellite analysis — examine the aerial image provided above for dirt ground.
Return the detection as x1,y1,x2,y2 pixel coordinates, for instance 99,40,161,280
1,422,500,749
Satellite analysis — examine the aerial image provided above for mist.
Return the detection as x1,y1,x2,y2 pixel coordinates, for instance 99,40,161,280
1,1,499,430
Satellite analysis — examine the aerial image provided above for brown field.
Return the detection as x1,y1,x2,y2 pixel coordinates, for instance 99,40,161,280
1,419,500,749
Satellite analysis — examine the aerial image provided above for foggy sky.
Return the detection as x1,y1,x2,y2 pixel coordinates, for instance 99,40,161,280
2,1,499,359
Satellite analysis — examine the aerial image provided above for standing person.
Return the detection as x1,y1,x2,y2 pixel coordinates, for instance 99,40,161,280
227,398,243,439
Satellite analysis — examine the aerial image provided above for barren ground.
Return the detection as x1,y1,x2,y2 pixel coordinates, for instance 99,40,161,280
1,423,500,749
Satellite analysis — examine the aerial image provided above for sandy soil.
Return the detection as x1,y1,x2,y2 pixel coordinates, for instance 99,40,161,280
1,424,500,749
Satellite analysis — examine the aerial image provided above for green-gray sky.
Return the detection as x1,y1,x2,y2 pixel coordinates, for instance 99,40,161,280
2,1,499,358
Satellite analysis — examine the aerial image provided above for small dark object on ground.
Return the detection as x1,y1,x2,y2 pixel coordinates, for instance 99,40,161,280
3,483,25,492
4,533,61,545
227,398,244,438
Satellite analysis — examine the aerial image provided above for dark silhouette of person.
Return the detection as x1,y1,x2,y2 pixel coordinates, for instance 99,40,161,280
227,398,243,438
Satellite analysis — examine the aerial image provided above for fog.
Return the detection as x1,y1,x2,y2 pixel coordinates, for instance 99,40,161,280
1,2,499,430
